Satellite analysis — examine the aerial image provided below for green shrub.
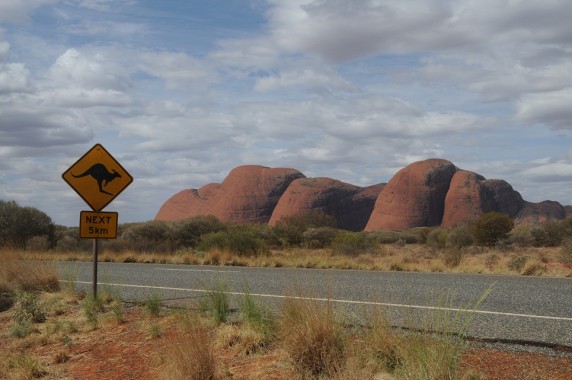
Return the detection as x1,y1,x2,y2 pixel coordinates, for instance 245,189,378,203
473,212,514,246
509,226,535,247
273,211,336,247
302,227,338,248
531,220,564,247
331,232,379,256
13,291,46,324
426,227,449,249
198,226,268,256
10,321,34,338
0,200,55,249
121,220,176,252
173,215,227,248
445,224,473,248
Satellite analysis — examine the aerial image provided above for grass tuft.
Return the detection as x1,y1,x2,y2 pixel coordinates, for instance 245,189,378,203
0,258,60,293
279,294,345,378
160,319,216,380
200,277,231,324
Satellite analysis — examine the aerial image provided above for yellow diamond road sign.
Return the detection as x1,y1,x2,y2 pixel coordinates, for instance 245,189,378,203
62,144,133,211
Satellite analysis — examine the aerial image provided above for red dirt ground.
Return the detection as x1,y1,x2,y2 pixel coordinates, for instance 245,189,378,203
3,306,571,379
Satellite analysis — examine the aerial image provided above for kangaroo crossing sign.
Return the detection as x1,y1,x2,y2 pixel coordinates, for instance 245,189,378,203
62,144,133,212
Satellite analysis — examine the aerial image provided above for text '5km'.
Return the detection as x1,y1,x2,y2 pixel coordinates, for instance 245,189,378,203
80,211,118,239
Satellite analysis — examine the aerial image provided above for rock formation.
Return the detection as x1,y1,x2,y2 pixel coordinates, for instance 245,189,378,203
441,172,526,227
155,165,304,223
156,160,570,231
364,159,457,231
516,201,567,225
268,178,384,231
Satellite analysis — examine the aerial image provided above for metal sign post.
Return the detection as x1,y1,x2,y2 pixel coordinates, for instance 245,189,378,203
62,143,132,297
93,238,99,298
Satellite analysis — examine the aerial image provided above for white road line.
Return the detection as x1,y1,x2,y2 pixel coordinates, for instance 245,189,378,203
64,280,572,322
155,268,240,273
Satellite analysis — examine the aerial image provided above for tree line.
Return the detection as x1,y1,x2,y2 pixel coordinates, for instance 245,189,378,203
2,200,572,256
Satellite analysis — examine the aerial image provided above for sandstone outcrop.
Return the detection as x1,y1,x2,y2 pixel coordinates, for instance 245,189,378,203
157,160,570,231
155,165,304,223
364,159,457,231
516,201,567,225
441,172,526,227
269,178,384,231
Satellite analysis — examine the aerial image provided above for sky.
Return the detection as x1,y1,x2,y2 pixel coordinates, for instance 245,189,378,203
1,0,572,226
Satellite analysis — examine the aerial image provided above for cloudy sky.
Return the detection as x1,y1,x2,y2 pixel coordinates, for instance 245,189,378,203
1,0,572,226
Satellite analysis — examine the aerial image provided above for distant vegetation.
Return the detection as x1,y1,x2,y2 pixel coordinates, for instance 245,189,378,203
1,200,572,275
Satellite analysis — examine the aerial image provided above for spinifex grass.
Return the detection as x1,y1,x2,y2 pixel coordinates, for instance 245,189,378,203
160,318,216,380
199,277,231,324
396,285,494,379
279,293,345,378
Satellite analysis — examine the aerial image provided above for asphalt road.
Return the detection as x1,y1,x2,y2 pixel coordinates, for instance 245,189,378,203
56,261,572,348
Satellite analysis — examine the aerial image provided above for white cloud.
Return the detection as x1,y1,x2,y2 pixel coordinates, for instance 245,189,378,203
254,67,355,93
517,88,572,129
521,160,572,182
47,88,131,108
0,0,53,23
137,51,218,91
49,48,131,91
0,63,31,93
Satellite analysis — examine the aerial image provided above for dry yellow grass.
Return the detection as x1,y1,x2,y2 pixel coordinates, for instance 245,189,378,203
0,249,60,293
7,244,572,277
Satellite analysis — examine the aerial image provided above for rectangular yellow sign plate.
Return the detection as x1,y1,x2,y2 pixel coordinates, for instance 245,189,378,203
80,211,118,239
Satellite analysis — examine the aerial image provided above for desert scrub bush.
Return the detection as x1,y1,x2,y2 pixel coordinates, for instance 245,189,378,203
446,223,474,249
272,211,336,247
173,215,227,249
426,227,449,249
279,295,345,378
198,225,269,257
13,291,46,324
442,248,463,268
6,354,48,379
507,255,528,272
473,212,514,246
0,200,55,249
531,219,568,247
508,226,535,247
331,231,379,256
370,230,401,244
121,220,177,252
560,239,572,267
302,227,338,248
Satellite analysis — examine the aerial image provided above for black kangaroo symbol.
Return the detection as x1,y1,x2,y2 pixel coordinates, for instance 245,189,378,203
72,163,121,196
